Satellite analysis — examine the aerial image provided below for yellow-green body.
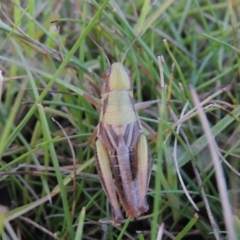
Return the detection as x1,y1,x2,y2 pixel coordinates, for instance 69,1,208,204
100,91,136,125
94,63,151,224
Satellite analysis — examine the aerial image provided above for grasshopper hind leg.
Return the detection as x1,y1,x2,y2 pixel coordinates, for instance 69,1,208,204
136,133,151,213
95,139,124,225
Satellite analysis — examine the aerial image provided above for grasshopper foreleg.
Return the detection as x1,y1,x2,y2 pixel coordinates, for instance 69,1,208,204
135,100,160,110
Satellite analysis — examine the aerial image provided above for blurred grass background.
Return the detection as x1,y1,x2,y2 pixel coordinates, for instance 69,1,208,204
0,0,240,239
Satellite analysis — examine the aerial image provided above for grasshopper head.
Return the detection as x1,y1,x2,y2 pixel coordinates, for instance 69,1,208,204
101,62,132,95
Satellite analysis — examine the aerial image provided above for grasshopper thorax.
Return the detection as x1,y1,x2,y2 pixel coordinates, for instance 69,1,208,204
101,62,133,95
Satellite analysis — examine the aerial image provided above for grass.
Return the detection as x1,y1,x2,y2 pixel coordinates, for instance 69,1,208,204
0,0,240,239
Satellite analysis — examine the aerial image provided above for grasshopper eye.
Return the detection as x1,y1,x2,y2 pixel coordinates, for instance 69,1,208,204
102,67,112,82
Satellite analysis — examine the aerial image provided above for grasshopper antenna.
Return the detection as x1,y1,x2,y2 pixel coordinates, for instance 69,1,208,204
121,31,143,64
88,35,111,68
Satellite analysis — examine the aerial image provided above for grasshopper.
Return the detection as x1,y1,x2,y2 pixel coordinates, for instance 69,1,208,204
86,40,154,225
